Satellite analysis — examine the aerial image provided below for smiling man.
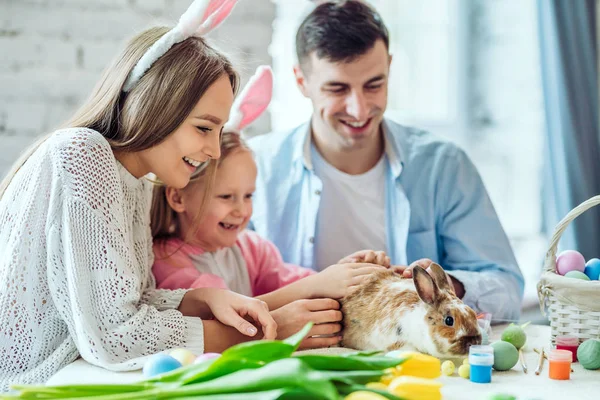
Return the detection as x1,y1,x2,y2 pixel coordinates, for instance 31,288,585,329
248,0,524,321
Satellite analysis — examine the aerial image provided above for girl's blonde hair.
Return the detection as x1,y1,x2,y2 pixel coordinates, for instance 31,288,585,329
0,26,240,206
151,131,251,241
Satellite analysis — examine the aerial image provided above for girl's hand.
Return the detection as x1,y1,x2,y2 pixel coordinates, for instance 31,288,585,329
308,262,388,299
179,288,277,339
338,250,390,267
271,298,343,349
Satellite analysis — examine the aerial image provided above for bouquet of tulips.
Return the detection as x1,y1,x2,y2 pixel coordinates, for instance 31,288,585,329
3,323,408,400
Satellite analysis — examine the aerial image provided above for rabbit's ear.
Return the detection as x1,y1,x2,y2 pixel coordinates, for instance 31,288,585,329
225,65,273,132
196,0,239,35
413,266,439,306
427,263,453,293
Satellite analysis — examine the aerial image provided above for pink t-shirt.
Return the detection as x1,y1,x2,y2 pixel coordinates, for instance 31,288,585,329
152,230,315,296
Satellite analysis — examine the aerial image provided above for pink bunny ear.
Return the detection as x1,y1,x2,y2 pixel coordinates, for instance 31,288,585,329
226,65,273,132
197,0,239,35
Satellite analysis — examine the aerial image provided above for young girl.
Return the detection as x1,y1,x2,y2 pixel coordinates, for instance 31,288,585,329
151,66,391,348
0,0,277,391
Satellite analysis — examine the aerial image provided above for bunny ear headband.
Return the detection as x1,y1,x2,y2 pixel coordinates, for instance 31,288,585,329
223,65,273,136
123,0,239,92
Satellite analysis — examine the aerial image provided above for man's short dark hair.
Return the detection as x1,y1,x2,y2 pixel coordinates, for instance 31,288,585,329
296,0,390,71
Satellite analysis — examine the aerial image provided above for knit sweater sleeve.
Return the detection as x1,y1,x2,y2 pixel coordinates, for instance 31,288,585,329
44,130,204,371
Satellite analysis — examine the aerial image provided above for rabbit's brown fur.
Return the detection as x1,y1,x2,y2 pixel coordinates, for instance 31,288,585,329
340,265,482,357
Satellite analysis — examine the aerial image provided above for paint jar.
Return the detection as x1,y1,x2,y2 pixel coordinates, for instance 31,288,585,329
548,349,572,380
469,345,494,384
556,335,579,362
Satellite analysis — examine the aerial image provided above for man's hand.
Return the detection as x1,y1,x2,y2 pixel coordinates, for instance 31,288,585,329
392,258,465,297
271,298,343,349
338,250,390,267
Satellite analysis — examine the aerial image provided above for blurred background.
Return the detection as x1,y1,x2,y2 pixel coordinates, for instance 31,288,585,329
1,0,599,324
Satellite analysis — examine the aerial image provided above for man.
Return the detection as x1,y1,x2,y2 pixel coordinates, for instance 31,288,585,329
249,0,524,321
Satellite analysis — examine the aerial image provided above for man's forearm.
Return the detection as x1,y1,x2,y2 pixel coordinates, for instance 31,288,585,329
448,269,523,321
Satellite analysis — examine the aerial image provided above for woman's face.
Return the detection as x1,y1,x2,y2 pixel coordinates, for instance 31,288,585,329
125,74,234,189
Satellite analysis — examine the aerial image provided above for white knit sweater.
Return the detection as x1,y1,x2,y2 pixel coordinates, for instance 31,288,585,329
0,128,205,392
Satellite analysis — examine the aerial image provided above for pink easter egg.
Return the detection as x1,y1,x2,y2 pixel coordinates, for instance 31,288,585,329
193,352,221,364
556,250,586,275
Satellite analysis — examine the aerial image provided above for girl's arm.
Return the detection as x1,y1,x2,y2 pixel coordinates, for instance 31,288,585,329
237,231,317,310
239,232,390,310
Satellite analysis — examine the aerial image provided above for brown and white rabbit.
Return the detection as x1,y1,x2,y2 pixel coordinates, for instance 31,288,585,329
340,263,482,357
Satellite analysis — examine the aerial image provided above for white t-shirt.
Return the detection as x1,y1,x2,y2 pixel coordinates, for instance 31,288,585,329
311,144,387,271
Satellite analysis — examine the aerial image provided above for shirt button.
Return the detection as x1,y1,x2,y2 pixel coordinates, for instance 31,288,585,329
309,237,314,243
315,190,321,195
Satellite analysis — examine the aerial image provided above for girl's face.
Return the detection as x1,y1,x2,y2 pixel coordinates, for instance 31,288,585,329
173,149,257,251
122,74,234,189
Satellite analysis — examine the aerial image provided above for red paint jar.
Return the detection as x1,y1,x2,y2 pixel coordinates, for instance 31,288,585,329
555,335,579,362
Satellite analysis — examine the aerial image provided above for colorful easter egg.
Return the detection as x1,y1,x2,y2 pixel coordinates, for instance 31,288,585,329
501,324,527,349
564,270,591,281
556,250,585,275
584,258,600,280
441,360,455,376
143,354,182,378
458,363,470,378
577,339,600,370
490,341,518,371
194,352,221,364
169,348,197,366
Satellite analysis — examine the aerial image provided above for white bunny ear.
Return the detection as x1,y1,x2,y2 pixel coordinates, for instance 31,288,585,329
224,65,273,134
177,0,212,37
123,0,240,92
197,0,239,35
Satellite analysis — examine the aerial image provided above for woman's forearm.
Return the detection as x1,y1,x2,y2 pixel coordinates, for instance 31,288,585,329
202,319,261,353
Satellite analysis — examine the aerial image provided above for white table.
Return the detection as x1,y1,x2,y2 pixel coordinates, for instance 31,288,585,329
47,324,600,399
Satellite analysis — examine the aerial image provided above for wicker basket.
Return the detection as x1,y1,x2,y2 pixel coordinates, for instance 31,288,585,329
537,195,600,345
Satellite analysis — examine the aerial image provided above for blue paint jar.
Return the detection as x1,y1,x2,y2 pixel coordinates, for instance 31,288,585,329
469,345,494,384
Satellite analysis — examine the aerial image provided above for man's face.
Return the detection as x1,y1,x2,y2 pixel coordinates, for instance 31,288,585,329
295,39,391,152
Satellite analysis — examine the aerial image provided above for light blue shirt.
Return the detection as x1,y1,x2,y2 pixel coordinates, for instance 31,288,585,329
248,119,524,321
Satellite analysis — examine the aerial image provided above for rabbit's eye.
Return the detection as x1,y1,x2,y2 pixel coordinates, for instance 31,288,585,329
444,316,454,327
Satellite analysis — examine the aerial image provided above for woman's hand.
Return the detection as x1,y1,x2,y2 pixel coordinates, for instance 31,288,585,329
178,287,277,339
271,298,343,349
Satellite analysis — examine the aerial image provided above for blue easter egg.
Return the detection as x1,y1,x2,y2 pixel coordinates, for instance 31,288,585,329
584,258,600,280
143,354,182,378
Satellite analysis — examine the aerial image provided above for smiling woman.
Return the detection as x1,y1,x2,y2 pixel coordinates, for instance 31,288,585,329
115,74,233,189
0,0,283,392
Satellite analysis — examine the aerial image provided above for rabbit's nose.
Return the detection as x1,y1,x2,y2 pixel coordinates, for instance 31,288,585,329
464,334,483,349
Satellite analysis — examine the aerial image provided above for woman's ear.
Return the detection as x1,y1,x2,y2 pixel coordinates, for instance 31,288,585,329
165,187,186,213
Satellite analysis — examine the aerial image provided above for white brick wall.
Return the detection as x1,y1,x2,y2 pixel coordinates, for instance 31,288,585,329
0,0,275,177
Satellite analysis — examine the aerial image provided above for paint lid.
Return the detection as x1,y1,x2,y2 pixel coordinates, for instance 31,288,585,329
469,345,494,355
548,349,572,362
469,352,494,366
555,335,579,347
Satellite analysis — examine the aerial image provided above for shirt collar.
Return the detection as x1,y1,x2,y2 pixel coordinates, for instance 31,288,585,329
296,118,405,178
